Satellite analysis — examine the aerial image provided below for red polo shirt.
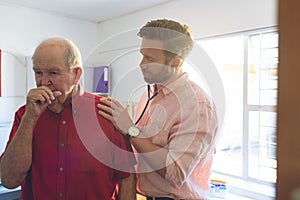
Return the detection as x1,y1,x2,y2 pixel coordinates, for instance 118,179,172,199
1,92,135,200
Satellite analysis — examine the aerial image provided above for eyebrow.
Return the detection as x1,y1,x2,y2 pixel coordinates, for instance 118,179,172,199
32,66,62,72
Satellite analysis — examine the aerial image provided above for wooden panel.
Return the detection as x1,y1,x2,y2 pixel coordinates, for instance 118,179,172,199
277,0,300,199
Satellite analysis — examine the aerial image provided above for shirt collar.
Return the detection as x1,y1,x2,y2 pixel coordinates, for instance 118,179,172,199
70,84,84,106
156,72,188,96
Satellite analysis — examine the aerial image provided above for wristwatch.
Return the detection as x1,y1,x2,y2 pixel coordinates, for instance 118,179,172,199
125,125,140,140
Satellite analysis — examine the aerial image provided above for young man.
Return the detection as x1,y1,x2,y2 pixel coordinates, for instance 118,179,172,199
98,19,219,199
0,37,136,200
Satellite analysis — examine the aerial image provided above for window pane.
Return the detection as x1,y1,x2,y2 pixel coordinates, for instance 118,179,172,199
249,111,277,183
248,32,278,105
247,31,278,183
199,36,244,176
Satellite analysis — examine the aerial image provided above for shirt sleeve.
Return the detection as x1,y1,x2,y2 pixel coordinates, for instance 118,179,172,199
164,100,218,188
111,128,137,179
0,106,25,160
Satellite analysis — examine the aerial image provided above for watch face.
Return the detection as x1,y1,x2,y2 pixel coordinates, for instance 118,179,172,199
128,126,140,137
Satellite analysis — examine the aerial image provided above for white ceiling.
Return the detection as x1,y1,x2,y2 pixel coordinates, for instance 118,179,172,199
0,0,174,23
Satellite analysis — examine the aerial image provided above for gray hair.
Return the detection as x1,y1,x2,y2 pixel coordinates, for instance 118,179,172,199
32,37,82,70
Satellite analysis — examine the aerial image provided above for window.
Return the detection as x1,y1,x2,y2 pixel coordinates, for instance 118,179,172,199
183,28,278,198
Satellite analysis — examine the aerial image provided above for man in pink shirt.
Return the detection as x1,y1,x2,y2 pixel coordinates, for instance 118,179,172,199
98,19,219,200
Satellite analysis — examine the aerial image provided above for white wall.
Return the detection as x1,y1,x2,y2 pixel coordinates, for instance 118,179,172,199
0,4,100,124
97,0,277,40
0,0,278,120
90,0,278,104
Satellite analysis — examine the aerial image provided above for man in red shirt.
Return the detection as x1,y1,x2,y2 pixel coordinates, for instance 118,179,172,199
0,37,136,200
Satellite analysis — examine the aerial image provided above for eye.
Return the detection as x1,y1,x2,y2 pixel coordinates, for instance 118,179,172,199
34,70,43,77
146,56,155,62
49,71,59,77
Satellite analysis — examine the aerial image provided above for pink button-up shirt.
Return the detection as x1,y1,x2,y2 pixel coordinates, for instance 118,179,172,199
135,73,219,200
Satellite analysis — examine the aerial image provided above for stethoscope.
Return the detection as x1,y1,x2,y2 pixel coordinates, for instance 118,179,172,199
135,84,159,125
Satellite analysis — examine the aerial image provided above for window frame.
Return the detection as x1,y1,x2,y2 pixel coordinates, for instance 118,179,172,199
195,27,278,199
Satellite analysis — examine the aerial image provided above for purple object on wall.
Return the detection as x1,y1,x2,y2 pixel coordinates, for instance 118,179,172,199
93,66,109,93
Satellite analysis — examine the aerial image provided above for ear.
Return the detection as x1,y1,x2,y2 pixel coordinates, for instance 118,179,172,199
73,67,82,84
172,56,183,70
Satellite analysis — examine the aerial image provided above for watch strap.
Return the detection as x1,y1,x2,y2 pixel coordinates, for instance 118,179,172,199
125,133,132,140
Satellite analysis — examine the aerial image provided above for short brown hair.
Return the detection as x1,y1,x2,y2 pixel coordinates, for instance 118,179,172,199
138,18,194,59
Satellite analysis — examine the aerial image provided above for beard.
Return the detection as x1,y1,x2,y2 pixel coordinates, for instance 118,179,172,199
141,64,176,85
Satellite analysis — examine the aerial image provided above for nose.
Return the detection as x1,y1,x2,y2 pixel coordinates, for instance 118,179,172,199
139,58,148,69
38,75,52,86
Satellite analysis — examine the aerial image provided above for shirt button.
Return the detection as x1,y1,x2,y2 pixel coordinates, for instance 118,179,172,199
59,193,63,197
59,167,64,172
60,143,65,147
62,120,66,125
